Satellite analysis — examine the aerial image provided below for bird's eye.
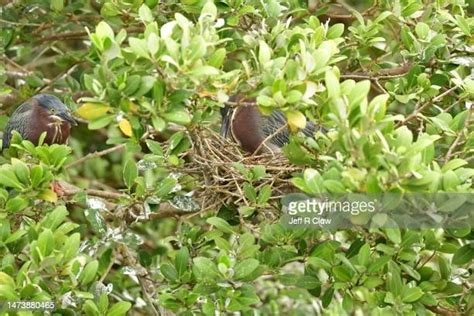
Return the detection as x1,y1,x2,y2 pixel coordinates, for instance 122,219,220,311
50,108,57,114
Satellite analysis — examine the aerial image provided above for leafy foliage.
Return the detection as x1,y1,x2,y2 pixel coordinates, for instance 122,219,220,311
1,0,473,315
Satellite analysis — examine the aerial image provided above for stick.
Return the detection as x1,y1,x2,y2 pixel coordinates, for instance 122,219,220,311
65,144,126,169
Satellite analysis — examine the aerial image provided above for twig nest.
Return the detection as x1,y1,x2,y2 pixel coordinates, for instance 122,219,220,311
188,128,303,211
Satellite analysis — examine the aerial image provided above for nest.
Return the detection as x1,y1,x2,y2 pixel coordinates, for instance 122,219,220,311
187,128,304,214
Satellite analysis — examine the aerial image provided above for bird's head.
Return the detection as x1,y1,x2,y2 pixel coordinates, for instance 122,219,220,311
34,94,77,126
220,105,234,138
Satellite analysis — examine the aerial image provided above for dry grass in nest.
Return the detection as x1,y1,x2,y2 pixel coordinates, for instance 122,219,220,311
187,128,304,214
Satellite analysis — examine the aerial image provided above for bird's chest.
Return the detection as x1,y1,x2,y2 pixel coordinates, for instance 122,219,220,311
231,106,266,153
45,122,70,144
30,118,71,145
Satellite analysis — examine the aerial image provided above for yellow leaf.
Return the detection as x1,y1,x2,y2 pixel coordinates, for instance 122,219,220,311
286,110,307,132
0,272,15,287
77,103,111,120
119,119,133,137
39,189,58,203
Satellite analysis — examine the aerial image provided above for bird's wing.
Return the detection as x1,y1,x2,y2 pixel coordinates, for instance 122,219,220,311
2,102,33,148
261,111,290,147
261,111,321,147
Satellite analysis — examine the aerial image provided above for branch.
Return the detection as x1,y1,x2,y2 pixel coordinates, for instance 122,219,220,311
65,144,126,169
341,63,412,81
252,123,288,155
16,26,145,44
58,180,199,220
398,85,460,126
224,100,257,107
37,61,84,93
444,106,472,163
424,304,460,316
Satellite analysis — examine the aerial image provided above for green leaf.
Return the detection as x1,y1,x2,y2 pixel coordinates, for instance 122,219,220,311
129,37,150,59
349,80,371,108
307,257,332,270
385,227,401,244
322,287,334,308
402,287,424,303
96,21,114,40
161,263,178,282
83,300,100,316
0,272,15,288
258,41,272,65
37,229,55,256
327,23,344,39
11,158,29,185
332,266,353,282
455,15,471,36
189,65,219,77
0,166,23,190
201,1,218,20
358,243,370,267
162,110,191,125
6,197,28,212
123,159,138,189
388,261,403,297
234,259,260,280
325,69,340,99
304,168,323,193
88,115,114,130
138,4,153,23
175,247,189,277
193,257,220,279
147,33,160,56
296,275,320,289
106,301,132,316
415,22,430,39
63,233,81,262
208,48,226,68
51,0,64,11
257,185,272,204
286,90,302,104
257,95,275,107
155,177,177,197
367,256,390,273
452,243,474,265
80,260,99,285
442,159,467,172
206,217,234,234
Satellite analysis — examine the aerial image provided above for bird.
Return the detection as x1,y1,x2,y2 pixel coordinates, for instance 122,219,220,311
2,94,77,149
220,95,319,154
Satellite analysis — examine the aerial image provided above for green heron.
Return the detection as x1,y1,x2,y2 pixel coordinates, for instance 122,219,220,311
2,94,77,149
220,95,319,153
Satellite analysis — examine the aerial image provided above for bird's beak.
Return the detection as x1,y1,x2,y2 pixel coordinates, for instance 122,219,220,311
220,110,231,138
58,111,78,126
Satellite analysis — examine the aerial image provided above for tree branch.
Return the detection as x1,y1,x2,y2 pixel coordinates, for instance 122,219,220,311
398,85,461,126
65,144,127,169
444,106,472,163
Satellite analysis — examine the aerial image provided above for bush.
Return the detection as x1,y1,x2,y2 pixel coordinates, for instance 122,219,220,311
0,0,473,315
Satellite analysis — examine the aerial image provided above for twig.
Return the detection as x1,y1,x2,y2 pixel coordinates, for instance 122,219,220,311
37,61,83,93
60,182,126,200
15,26,145,44
224,100,257,107
341,63,412,81
138,277,160,316
252,123,288,155
444,107,472,163
65,144,126,169
424,304,460,316
398,85,460,126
